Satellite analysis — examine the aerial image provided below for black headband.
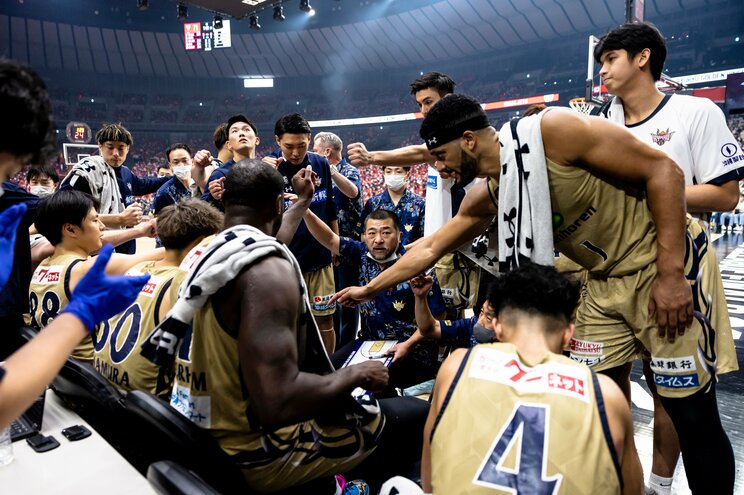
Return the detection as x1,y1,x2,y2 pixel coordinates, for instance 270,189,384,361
422,114,490,150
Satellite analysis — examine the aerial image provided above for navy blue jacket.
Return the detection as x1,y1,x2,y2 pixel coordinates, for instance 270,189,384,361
200,159,235,211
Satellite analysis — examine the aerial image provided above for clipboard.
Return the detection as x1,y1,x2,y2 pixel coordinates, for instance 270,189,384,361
341,340,398,368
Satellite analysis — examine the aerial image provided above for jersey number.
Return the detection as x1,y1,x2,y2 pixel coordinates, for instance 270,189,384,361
93,304,143,364
29,291,61,328
474,403,562,494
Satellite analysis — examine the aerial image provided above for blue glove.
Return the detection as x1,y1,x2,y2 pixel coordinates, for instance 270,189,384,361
0,203,28,290
62,244,151,334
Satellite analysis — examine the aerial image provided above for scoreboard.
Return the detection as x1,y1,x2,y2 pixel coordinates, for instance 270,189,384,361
184,20,232,51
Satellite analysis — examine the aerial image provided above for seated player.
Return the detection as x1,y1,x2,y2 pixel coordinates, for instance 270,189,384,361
304,208,447,388
93,198,222,396
142,160,428,493
30,190,162,362
422,263,643,494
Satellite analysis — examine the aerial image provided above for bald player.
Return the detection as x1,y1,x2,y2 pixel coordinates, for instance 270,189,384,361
334,94,734,494
423,262,642,494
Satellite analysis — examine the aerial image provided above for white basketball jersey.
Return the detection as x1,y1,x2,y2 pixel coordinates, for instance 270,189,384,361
424,165,455,237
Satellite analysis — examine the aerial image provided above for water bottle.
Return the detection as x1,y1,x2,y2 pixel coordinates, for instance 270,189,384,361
0,425,14,466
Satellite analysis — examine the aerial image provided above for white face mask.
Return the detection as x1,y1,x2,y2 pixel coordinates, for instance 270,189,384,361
384,174,406,192
173,165,191,181
30,185,54,197
366,250,399,264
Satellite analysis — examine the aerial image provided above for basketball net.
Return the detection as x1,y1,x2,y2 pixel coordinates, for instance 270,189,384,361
569,97,594,115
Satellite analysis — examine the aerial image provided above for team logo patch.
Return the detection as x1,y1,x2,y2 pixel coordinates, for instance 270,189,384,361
427,175,438,189
649,355,696,373
721,143,738,158
404,224,413,232
392,300,405,311
32,266,63,284
653,372,699,389
650,128,675,146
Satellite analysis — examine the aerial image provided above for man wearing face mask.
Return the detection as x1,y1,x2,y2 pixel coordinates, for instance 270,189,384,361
152,143,195,215
27,165,59,198
359,166,426,247
304,208,447,389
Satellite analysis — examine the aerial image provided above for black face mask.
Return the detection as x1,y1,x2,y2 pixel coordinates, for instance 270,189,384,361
472,322,496,343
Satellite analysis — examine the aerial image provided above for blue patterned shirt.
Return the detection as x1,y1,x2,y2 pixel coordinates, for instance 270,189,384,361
333,159,363,240
439,316,478,348
339,237,446,344
359,188,426,246
152,176,191,215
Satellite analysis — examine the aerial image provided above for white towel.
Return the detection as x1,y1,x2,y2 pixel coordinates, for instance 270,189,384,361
141,224,332,372
62,155,123,215
497,112,555,270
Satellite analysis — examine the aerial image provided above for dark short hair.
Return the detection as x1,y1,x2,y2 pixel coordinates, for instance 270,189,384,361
419,94,489,147
213,122,229,151
487,262,581,330
0,59,55,165
96,123,133,146
274,113,311,138
223,159,284,211
409,72,456,96
26,164,60,185
594,22,667,81
35,190,100,246
156,198,223,250
166,143,192,162
157,164,171,172
227,115,257,135
363,208,400,232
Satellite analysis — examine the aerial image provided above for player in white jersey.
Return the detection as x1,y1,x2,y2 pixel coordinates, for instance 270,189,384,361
594,22,742,495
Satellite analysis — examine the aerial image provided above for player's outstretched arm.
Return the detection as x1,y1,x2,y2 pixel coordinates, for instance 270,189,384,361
541,108,692,342
332,181,495,306
237,256,387,429
303,209,340,255
347,142,432,167
0,245,150,428
276,165,315,245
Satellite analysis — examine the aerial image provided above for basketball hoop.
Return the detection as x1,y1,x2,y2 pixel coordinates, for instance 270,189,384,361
569,97,594,115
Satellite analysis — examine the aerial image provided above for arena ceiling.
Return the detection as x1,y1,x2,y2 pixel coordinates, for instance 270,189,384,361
0,0,740,79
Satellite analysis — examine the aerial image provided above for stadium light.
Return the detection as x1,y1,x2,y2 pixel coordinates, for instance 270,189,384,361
299,0,313,13
137,0,149,11
243,78,274,88
249,14,261,30
214,15,224,29
176,2,188,20
273,5,285,21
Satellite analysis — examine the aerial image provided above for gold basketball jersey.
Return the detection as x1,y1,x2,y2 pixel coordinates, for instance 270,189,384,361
172,298,383,492
431,343,621,495
29,253,93,362
93,261,185,396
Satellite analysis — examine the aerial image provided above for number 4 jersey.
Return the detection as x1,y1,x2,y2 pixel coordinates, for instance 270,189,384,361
93,261,185,396
430,343,621,494
29,253,92,361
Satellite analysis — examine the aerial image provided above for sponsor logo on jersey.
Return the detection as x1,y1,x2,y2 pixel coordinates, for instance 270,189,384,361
180,247,205,271
139,276,162,297
312,293,336,311
569,338,603,355
650,128,675,146
553,206,596,243
653,372,699,389
649,355,697,373
32,266,63,284
469,347,590,402
171,384,211,427
427,174,438,189
721,143,739,158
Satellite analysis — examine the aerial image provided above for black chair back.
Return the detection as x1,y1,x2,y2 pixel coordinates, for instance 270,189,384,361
147,460,221,495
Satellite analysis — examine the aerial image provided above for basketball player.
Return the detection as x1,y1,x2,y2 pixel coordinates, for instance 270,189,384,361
334,94,734,494
94,199,222,396
191,122,231,195
31,190,162,362
594,22,744,494
422,263,643,494
169,160,428,493
0,59,150,429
